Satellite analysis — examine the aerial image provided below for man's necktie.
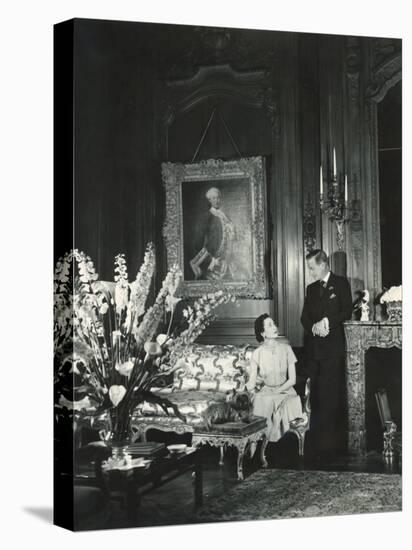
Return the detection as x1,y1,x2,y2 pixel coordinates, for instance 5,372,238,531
320,280,327,297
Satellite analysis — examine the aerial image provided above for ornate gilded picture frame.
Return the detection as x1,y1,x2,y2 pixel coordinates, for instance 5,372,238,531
162,156,269,298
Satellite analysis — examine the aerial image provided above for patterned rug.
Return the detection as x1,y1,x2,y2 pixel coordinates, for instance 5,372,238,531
196,469,402,523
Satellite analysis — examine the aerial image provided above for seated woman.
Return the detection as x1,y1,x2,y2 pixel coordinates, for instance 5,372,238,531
246,313,303,442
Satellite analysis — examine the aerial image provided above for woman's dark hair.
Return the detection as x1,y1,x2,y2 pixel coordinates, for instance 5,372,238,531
254,313,270,343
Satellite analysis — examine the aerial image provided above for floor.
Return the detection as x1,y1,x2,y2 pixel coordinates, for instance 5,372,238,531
100,432,401,530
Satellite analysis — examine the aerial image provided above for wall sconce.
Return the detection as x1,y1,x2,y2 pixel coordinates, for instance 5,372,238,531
319,147,351,250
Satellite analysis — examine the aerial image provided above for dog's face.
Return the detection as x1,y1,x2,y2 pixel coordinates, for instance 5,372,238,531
226,389,252,411
234,392,251,410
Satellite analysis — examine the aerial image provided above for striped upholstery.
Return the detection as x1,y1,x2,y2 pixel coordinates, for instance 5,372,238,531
174,344,252,392
134,344,254,420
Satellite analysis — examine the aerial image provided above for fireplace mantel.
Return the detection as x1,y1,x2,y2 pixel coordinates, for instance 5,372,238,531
344,321,402,455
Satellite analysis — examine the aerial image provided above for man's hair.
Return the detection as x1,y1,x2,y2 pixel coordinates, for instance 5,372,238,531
305,249,329,265
205,187,221,201
254,313,271,343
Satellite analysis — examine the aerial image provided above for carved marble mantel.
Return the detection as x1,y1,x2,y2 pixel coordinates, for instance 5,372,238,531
344,321,402,455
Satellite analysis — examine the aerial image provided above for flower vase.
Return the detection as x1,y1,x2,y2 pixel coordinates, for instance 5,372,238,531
105,408,133,468
386,301,402,322
108,444,130,467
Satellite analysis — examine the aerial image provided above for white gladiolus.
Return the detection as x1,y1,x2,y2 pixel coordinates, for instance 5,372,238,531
114,283,129,313
165,294,181,312
99,303,109,315
55,244,235,424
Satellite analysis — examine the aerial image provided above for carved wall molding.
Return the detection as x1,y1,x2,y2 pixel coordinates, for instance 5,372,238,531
371,38,401,71
367,100,383,299
159,27,282,81
361,47,401,303
303,193,317,252
349,197,363,275
345,37,361,102
344,321,402,456
158,64,279,134
366,53,402,103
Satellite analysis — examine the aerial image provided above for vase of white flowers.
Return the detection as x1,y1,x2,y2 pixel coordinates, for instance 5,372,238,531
54,243,234,462
380,285,402,322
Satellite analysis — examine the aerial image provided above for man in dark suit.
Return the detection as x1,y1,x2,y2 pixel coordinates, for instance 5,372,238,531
301,249,352,460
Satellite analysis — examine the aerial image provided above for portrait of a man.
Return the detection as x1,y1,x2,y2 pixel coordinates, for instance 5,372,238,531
186,184,251,282
162,156,269,298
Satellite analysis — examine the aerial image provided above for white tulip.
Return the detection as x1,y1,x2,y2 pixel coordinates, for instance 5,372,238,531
109,385,126,407
115,361,134,377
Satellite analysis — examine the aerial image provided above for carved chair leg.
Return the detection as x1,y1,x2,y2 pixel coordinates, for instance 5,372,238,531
297,431,306,457
236,442,248,481
219,446,225,466
260,436,269,468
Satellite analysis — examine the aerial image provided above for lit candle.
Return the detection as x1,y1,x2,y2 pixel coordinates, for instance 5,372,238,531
320,164,323,196
333,147,337,179
345,174,348,202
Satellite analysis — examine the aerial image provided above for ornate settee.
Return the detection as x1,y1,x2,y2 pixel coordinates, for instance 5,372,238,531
131,343,252,441
130,342,311,455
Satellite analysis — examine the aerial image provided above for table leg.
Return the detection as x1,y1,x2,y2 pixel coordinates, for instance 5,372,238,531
260,435,269,468
193,456,203,509
236,442,247,481
126,486,140,525
219,446,224,466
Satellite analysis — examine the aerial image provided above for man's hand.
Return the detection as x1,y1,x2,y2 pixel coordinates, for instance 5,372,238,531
208,257,220,271
312,317,329,337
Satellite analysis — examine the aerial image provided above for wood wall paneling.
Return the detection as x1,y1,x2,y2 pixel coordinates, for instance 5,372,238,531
298,34,321,296
69,21,401,346
158,64,276,344
273,35,304,345
74,20,157,281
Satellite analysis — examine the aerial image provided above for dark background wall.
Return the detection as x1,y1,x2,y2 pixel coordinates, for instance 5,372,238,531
73,20,158,279
378,81,402,289
68,18,401,346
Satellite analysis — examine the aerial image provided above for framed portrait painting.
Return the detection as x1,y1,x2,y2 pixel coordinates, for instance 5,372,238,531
162,156,269,298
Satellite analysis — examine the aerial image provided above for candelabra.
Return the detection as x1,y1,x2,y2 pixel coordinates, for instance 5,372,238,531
319,149,351,250
320,177,350,250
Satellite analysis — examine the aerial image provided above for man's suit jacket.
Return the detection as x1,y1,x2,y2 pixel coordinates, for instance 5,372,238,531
301,272,352,359
190,213,223,278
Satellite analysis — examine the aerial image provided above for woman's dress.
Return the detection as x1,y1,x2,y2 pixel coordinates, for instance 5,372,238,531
247,342,303,442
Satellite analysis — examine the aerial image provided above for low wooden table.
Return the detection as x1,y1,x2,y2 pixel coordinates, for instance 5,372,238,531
101,447,202,525
192,416,268,480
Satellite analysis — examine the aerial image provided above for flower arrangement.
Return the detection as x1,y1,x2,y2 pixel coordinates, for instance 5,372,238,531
54,244,234,446
380,285,402,322
380,285,402,304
